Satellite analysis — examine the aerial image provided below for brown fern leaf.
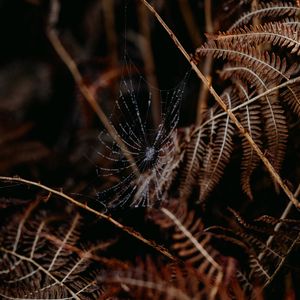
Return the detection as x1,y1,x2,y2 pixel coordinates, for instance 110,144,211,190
199,91,236,201
226,210,300,286
188,0,300,203
196,41,295,81
229,208,299,248
178,124,210,200
211,22,300,55
282,81,300,115
232,82,262,199
282,17,300,26
0,199,103,299
98,258,203,300
149,201,225,297
219,63,289,183
207,225,276,287
197,39,300,118
207,220,297,289
218,55,300,118
228,1,300,30
150,203,267,298
179,130,204,199
261,96,288,172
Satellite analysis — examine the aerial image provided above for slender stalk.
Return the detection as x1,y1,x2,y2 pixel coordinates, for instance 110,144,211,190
47,0,139,177
178,0,202,46
138,3,161,128
196,0,213,124
194,75,300,134
0,176,176,261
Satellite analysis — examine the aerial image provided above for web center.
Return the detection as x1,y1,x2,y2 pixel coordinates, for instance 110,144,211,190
145,146,155,161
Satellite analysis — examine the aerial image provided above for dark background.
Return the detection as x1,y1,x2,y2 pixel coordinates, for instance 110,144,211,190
1,1,300,298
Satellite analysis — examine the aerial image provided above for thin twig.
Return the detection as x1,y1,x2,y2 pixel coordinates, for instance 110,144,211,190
0,176,176,261
140,0,300,210
47,0,139,177
196,0,213,123
178,0,202,46
102,0,118,69
101,0,119,98
138,3,162,128
43,233,127,268
194,75,300,133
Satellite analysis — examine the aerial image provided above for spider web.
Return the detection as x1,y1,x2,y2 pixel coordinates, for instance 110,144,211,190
96,59,189,209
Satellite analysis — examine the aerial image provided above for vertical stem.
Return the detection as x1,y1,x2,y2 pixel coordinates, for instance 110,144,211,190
138,3,162,128
196,0,213,124
47,0,140,177
178,0,202,46
102,0,119,97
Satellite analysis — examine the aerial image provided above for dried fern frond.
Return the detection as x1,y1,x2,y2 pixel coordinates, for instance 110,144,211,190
208,209,300,287
0,199,103,299
229,1,300,30
282,81,300,115
178,92,236,203
199,90,236,201
149,201,225,298
196,41,295,81
211,23,300,55
178,126,208,200
197,39,300,118
233,82,262,199
191,1,300,200
220,63,288,176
